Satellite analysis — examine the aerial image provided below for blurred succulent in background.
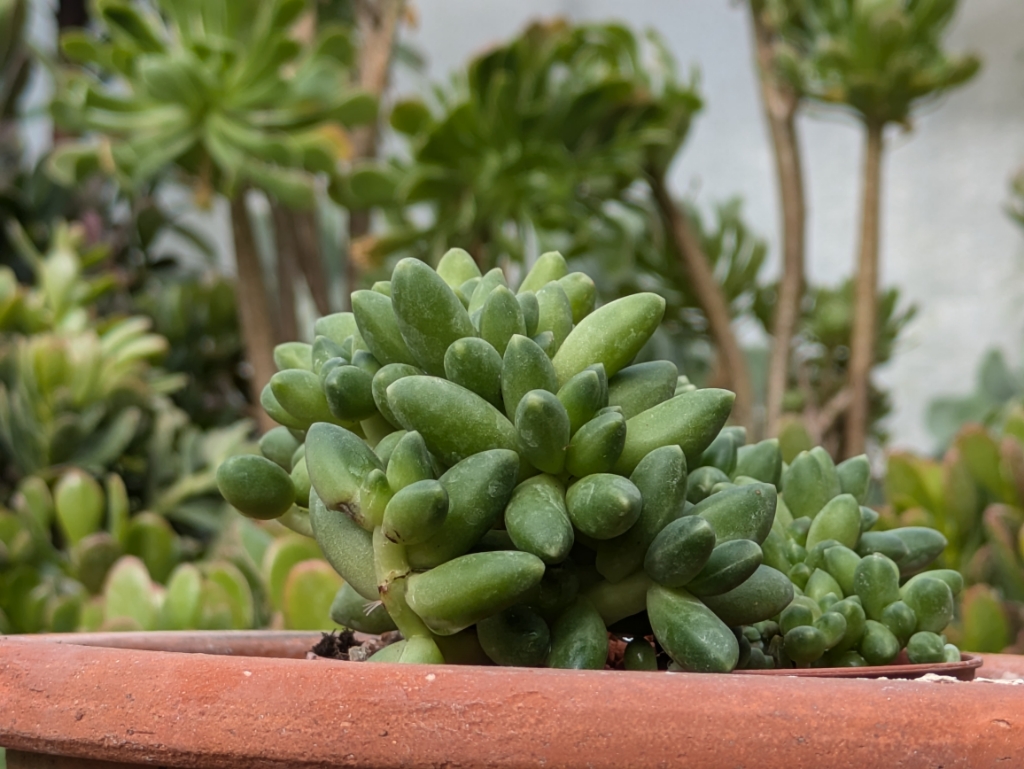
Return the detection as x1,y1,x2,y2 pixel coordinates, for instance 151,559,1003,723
48,0,378,417
880,413,1024,652
348,19,778,426
347,19,700,273
135,272,247,429
769,281,916,460
766,0,979,456
0,0,29,175
768,0,980,128
0,222,183,480
0,224,294,634
49,0,374,207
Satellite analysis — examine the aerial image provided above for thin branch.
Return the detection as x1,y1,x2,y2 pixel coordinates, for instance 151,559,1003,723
344,0,405,307
815,387,852,438
844,122,885,457
272,203,300,343
749,2,807,439
351,0,405,160
648,170,755,433
230,193,279,433
289,208,332,317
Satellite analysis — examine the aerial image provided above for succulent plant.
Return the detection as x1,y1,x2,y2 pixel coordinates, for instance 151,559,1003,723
135,272,247,429
45,0,380,410
48,0,374,208
0,222,181,478
0,225,298,635
345,20,699,272
882,413,1024,652
217,251,960,670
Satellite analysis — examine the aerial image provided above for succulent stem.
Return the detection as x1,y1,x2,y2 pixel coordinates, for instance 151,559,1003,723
373,527,442,662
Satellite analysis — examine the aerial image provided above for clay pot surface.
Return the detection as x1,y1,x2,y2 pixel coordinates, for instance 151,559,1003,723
2,632,1023,769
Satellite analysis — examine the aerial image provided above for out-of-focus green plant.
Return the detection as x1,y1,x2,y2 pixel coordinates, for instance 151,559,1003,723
349,19,770,429
49,0,373,206
770,0,980,127
770,281,916,460
580,196,772,386
0,225,271,634
48,0,377,417
136,272,247,429
0,222,182,479
0,0,29,163
880,414,1024,652
348,19,699,272
769,0,979,456
0,0,80,283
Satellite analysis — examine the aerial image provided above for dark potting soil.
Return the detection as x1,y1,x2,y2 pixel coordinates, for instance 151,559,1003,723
308,630,405,661
310,630,357,660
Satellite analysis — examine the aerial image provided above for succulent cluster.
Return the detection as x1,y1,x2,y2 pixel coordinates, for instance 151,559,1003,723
754,447,959,669
217,252,960,670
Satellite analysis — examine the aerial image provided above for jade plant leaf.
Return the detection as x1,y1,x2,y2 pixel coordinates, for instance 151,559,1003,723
71,532,123,594
124,512,180,584
201,561,255,630
261,534,324,611
158,563,203,631
54,470,105,547
282,560,343,631
958,584,1011,654
102,556,162,631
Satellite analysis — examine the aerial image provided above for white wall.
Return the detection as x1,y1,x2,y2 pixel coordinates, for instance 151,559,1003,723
396,0,1024,452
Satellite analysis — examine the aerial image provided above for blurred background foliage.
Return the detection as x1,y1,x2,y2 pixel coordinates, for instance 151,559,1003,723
0,0,1020,663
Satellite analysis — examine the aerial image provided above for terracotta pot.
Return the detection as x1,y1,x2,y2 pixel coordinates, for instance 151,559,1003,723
2,632,1023,769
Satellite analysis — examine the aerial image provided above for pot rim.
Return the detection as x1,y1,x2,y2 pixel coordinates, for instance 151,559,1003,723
13,629,987,678
2,631,1024,769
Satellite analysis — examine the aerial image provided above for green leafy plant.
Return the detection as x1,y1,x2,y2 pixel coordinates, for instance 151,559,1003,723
49,0,377,419
0,222,180,479
769,281,916,459
348,20,697,271
0,225,275,634
0,0,28,185
217,249,962,670
135,272,247,429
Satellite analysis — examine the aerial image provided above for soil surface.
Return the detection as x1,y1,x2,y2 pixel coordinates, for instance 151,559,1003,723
308,630,403,661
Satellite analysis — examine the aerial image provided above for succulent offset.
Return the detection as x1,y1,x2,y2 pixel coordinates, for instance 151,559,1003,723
217,250,962,670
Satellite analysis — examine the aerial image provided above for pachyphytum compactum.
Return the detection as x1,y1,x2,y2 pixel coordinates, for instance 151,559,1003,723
217,249,961,671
